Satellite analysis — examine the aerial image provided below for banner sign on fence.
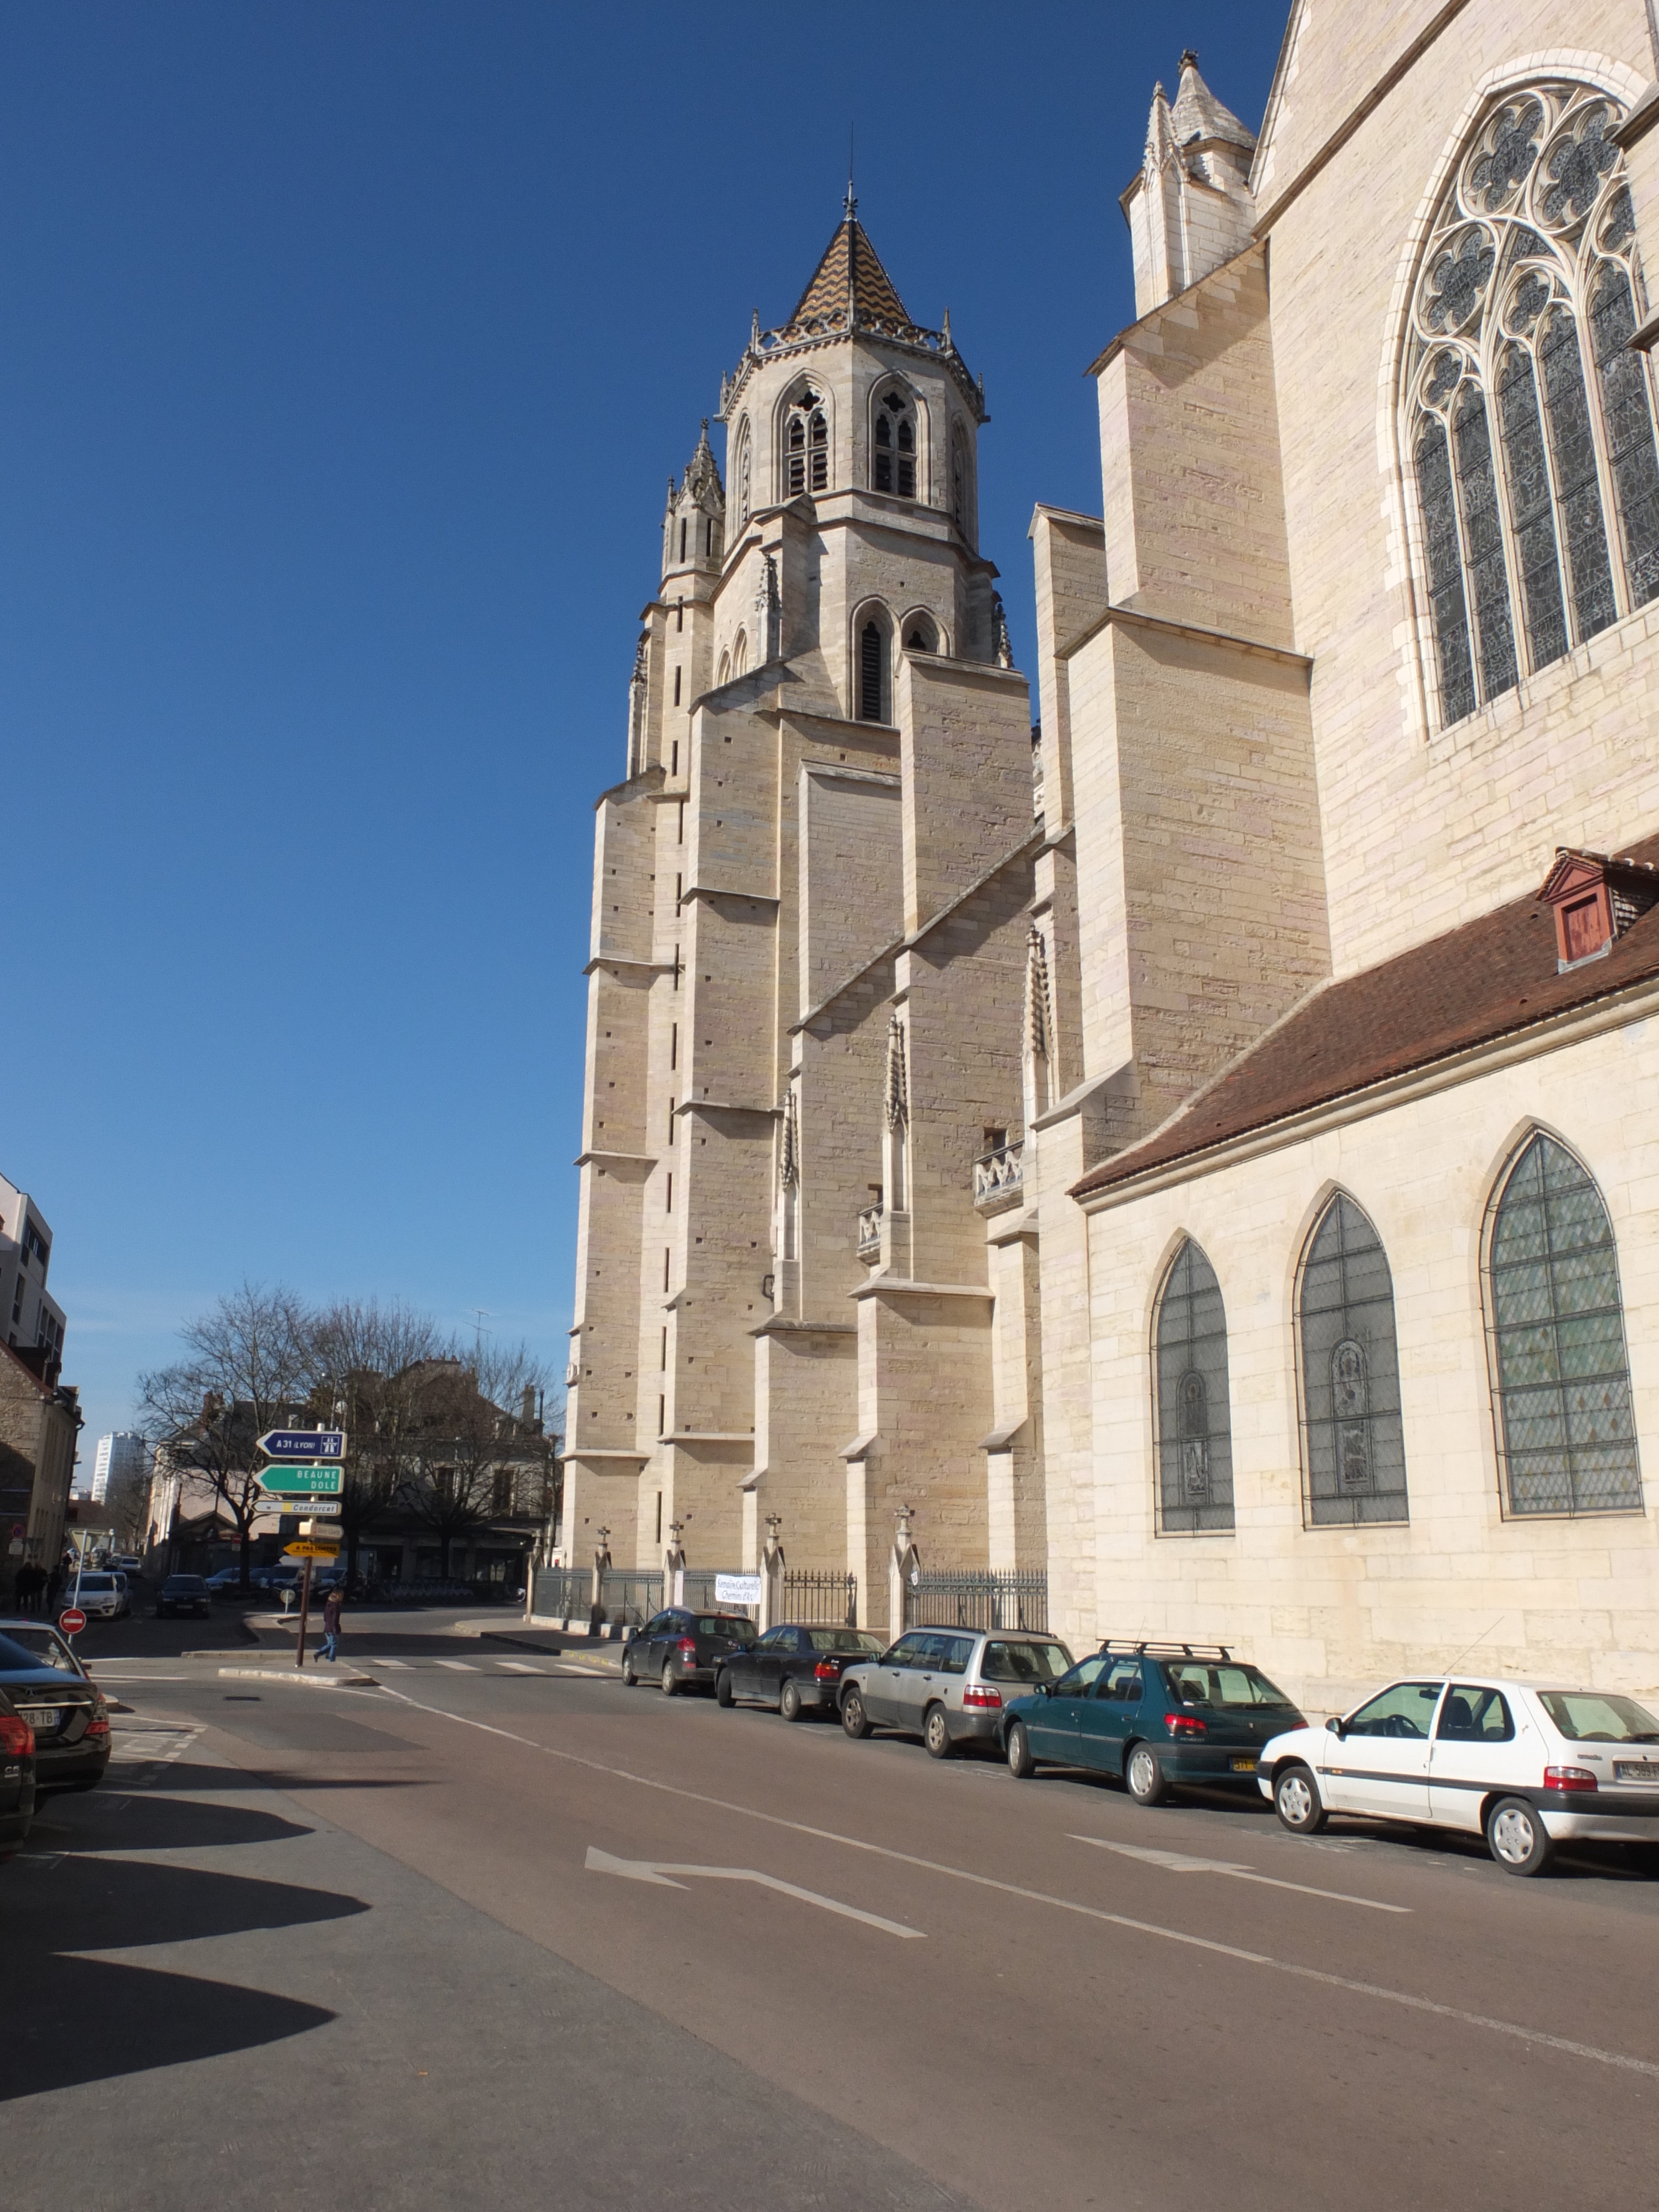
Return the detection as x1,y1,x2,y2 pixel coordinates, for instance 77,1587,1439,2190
715,1572,763,1607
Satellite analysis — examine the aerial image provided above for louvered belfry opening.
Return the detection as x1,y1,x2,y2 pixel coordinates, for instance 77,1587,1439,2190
859,621,885,719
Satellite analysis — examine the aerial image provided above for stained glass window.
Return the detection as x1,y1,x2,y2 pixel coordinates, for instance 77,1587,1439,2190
1488,1133,1642,1516
1298,1197,1409,1526
1406,82,1659,728
1154,1239,1234,1535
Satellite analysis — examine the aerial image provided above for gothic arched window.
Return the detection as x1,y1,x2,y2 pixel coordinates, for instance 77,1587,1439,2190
873,386,917,498
951,422,969,534
733,418,752,528
1405,85,1659,729
1153,1239,1234,1534
1485,1131,1642,1515
785,389,828,496
858,619,886,719
1297,1195,1409,1525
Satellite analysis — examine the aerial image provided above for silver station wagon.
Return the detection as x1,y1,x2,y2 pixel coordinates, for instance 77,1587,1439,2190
839,1626,1074,1757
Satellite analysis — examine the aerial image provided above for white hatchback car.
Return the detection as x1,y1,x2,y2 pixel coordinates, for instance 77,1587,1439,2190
1260,1674,1659,1875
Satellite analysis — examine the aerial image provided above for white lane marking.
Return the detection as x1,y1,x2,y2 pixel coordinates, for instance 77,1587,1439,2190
585,1845,924,1938
434,1660,477,1672
376,1658,410,1667
498,1662,545,1674
349,1679,1659,2081
1071,1836,1410,1914
84,1674,190,1683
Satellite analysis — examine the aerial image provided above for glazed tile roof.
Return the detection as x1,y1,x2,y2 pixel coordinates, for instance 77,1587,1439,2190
1071,831,1659,1201
782,216,915,337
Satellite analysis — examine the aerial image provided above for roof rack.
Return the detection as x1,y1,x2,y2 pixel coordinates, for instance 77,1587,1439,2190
1097,1639,1233,1661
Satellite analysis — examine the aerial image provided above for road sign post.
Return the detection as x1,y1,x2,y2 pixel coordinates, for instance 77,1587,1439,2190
58,1606,86,1637
283,1540,340,1560
259,1430,347,1461
295,1553,314,1668
257,1465,344,1496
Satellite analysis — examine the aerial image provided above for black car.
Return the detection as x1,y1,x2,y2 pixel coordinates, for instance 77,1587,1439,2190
0,1681,37,1856
155,1573,212,1619
716,1623,886,1720
1001,1640,1307,1802
0,1622,111,1796
621,1608,757,1694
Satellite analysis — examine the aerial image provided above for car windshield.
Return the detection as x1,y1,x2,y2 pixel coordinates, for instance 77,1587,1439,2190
1164,1662,1298,1710
0,1628,82,1674
981,1641,1074,1684
697,1617,753,1639
1538,1691,1659,1744
166,1578,207,1593
807,1629,884,1654
76,1575,114,1591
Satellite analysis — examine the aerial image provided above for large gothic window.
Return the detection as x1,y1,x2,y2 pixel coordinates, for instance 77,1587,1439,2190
1297,1196,1409,1526
1485,1132,1642,1516
873,386,917,498
785,390,828,495
1153,1239,1235,1535
1406,85,1659,729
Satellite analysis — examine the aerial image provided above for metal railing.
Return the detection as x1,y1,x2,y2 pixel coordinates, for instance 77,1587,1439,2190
531,1567,592,1620
601,1569,665,1626
904,1569,1048,1633
973,1142,1024,1208
857,1204,883,1258
780,1568,858,1626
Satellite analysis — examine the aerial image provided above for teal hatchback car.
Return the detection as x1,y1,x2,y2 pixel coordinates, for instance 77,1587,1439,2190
1000,1641,1306,1805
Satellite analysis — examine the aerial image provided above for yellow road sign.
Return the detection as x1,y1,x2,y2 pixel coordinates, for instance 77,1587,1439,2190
283,1541,340,1560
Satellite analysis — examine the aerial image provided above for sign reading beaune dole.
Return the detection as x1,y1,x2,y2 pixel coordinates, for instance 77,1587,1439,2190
258,1465,344,1496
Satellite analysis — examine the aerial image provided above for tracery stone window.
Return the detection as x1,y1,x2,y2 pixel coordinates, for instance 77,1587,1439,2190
1485,1131,1642,1516
1406,84,1659,729
734,418,752,527
1297,1195,1409,1526
785,390,828,495
873,385,917,498
1153,1239,1235,1535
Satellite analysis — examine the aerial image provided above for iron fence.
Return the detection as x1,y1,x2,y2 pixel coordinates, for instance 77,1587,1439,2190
531,1567,591,1620
601,1568,664,1626
904,1569,1047,1633
780,1568,858,1626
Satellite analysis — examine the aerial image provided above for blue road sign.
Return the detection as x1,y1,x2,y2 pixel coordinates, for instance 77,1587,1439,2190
259,1429,347,1461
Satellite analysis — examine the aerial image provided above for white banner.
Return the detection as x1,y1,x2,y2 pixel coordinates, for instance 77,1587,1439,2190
714,1573,763,1607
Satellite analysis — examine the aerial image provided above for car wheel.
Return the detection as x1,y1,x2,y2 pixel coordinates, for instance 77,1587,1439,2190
716,1668,735,1708
1125,1743,1171,1807
923,1703,953,1760
621,1650,637,1687
660,1660,677,1698
1006,1720,1036,1780
779,1679,804,1723
1274,1763,1327,1836
1487,1794,1555,1876
841,1687,872,1740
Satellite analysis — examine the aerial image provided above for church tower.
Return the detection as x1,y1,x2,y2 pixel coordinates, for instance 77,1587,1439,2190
564,203,1037,1623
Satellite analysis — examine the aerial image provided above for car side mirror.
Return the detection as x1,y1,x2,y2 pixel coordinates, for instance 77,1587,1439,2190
1326,1714,1346,1739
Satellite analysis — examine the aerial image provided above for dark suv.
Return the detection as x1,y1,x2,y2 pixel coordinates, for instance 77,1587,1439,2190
156,1574,211,1619
622,1609,757,1694
1001,1640,1306,1803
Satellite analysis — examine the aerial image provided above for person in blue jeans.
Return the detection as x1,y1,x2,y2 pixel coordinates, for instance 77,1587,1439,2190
320,1583,343,1663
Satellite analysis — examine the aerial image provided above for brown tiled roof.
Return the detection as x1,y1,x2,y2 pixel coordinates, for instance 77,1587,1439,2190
783,217,914,337
1071,833,1659,1201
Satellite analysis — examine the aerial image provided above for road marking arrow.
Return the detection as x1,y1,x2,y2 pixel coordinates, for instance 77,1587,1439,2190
1070,1836,1409,1913
584,1845,924,1937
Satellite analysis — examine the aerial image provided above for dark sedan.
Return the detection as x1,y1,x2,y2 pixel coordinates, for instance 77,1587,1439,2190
716,1623,885,1720
0,1623,111,1796
0,1682,36,1857
155,1573,212,1619
622,1608,757,1694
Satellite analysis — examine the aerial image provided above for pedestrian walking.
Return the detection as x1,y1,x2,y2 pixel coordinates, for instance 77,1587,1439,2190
320,1583,343,1664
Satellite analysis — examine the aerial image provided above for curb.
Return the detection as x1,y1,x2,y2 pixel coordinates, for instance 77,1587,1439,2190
217,1667,379,1689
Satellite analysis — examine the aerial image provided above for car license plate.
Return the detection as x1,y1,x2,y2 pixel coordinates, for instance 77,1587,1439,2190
1230,1756,1258,1772
18,1708,58,1730
1614,1760,1659,1782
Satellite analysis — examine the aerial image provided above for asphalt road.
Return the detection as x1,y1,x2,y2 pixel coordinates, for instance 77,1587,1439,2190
7,1600,1659,2211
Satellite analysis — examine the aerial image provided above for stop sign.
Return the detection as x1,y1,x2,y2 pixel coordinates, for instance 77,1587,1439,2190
58,1607,86,1636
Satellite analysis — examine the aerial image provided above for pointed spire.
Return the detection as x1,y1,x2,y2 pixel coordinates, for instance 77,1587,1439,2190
1145,80,1176,168
1171,49,1255,150
782,208,914,338
681,418,722,506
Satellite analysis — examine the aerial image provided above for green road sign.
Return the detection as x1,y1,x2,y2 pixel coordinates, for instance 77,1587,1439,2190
258,1465,343,1496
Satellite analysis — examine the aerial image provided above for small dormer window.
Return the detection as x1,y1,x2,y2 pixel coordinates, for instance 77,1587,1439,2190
1539,846,1659,969
874,389,916,497
786,392,828,495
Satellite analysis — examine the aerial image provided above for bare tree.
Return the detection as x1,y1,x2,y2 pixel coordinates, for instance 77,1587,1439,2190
137,1283,310,1592
302,1298,450,1583
399,1339,557,1578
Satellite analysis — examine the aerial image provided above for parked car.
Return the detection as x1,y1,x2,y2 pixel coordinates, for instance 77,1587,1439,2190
155,1574,211,1620
0,1681,37,1856
1000,1641,1305,1800
839,1627,1076,1757
716,1623,885,1719
64,1572,128,1621
0,1622,111,1795
204,1567,255,1595
1261,1673,1659,1876
110,1553,144,1574
622,1609,758,1693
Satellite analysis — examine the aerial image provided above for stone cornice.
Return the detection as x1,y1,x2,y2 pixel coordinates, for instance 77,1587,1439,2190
1056,597,1310,674
849,1276,994,1301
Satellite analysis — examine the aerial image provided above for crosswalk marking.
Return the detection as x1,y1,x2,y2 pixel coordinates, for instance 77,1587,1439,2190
434,1660,477,1672
498,1661,544,1674
377,1657,410,1667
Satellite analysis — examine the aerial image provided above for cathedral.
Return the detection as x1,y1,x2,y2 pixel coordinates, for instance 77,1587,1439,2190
564,0,1659,1710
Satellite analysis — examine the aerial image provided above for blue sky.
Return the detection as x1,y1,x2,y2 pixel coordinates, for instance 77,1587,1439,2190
2,3,1285,1463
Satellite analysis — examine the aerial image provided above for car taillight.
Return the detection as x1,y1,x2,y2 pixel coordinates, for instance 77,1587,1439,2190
1544,1764,1598,1792
813,1660,841,1681
676,1637,697,1656
962,1684,1002,1709
1166,1713,1207,1738
85,1717,110,1739
0,1714,35,1757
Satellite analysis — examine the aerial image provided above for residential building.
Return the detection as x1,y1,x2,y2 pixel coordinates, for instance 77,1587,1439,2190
0,1342,81,1595
91,1430,148,1505
0,1173,65,1371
